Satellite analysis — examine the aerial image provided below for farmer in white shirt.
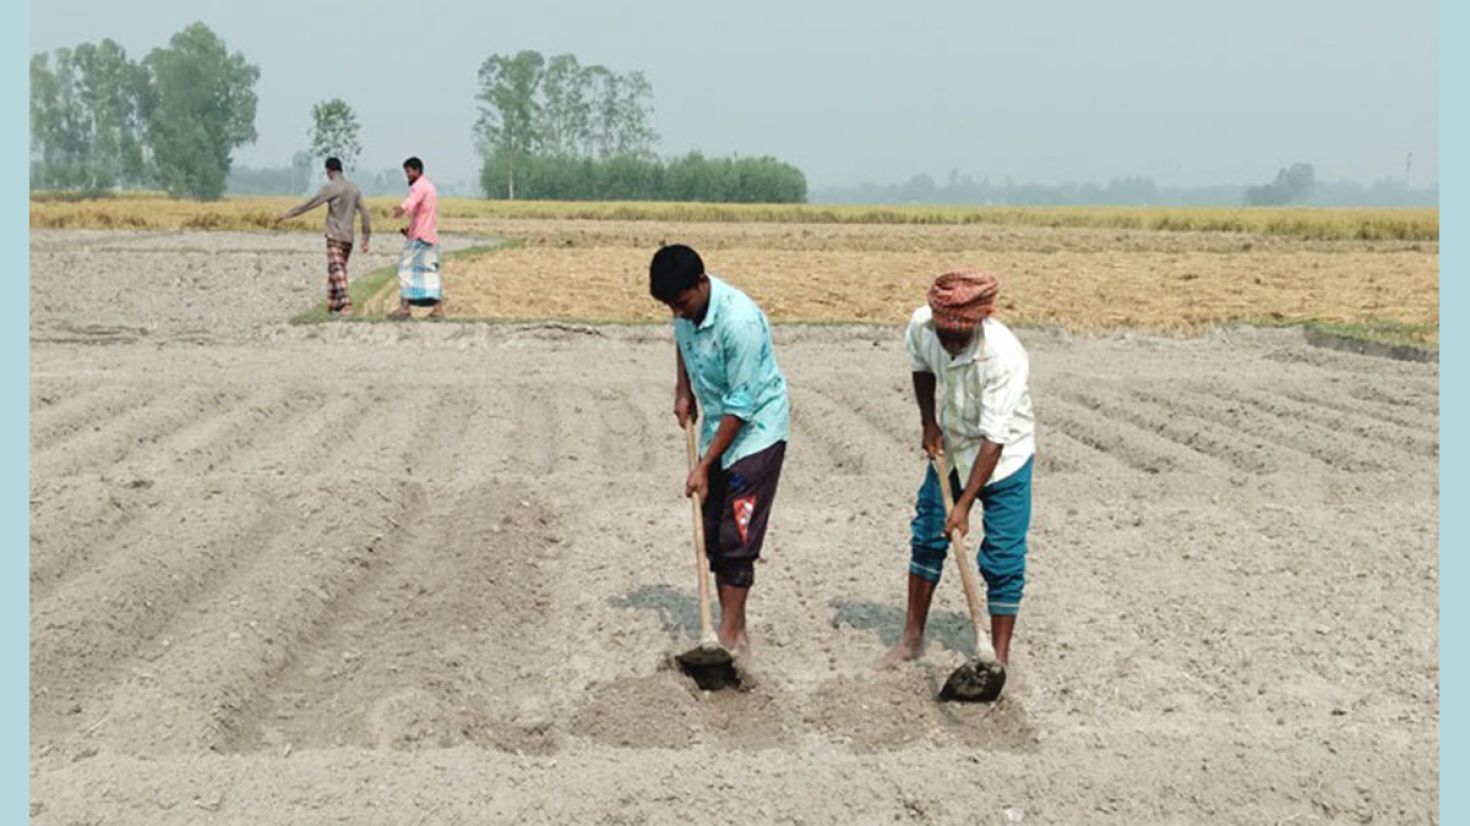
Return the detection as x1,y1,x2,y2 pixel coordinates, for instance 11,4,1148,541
885,269,1036,672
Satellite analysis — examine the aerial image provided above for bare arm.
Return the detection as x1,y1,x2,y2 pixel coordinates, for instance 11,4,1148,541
700,415,744,472
674,347,698,426
946,439,1002,538
948,345,1027,536
957,440,1003,509
686,414,745,498
912,371,942,457
677,343,747,498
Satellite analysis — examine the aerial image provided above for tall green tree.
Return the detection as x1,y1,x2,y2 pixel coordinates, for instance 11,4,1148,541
73,40,152,187
308,98,362,171
539,54,592,158
475,50,659,197
142,22,260,200
475,50,545,198
29,51,75,188
587,67,656,159
475,50,545,156
29,40,151,191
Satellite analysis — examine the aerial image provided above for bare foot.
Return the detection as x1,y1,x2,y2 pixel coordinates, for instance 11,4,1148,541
880,634,926,666
720,632,750,661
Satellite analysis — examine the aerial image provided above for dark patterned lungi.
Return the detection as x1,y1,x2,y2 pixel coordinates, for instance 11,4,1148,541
326,238,353,313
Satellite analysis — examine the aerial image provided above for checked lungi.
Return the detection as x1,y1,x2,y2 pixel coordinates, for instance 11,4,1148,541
326,238,353,313
397,238,442,304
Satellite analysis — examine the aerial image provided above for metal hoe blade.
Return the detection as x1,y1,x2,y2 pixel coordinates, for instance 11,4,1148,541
939,658,1007,703
676,643,740,691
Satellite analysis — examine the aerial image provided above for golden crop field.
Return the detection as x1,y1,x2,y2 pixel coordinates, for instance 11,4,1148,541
32,194,1439,343
30,192,1439,241
404,224,1438,341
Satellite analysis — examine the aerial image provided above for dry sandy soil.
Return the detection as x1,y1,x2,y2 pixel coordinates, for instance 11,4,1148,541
30,231,1438,824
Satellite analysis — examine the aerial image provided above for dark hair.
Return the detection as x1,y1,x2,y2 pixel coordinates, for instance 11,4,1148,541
324,157,343,172
649,244,705,303
403,156,424,172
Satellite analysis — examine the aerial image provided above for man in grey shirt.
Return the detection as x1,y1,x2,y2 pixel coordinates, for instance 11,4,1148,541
276,157,372,316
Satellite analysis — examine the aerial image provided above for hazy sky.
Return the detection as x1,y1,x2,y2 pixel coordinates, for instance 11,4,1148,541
31,0,1439,189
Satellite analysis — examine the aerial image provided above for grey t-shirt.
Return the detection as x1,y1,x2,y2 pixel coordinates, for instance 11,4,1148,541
285,177,371,244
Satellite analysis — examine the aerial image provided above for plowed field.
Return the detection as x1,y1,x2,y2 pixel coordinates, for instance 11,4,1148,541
29,231,1438,824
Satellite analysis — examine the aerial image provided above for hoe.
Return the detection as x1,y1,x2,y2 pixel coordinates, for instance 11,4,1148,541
932,452,1007,703
674,420,739,690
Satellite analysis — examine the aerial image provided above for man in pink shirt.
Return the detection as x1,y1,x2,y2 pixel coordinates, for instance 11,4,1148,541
389,156,443,319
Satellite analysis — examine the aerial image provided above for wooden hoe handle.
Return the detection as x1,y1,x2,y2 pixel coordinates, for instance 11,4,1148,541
686,422,719,648
933,452,999,664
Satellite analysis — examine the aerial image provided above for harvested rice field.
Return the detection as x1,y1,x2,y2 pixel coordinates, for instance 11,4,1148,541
418,220,1437,341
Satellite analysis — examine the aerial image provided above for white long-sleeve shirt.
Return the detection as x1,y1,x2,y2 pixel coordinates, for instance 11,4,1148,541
906,306,1036,485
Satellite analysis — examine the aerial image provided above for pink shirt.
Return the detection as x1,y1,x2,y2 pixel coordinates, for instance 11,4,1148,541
400,176,439,244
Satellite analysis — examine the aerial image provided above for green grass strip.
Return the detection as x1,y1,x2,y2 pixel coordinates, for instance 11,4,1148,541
1301,319,1438,351
289,240,520,324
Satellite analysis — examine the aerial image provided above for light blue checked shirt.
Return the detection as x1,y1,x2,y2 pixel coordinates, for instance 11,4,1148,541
675,276,790,469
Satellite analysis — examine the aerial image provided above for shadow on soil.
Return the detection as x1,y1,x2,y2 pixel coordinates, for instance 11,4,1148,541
611,584,707,640
831,599,976,656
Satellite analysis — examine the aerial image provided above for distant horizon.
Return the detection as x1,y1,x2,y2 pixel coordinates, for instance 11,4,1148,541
221,156,1440,193
216,156,1438,208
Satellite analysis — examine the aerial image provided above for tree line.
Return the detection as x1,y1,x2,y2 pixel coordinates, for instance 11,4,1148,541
31,30,810,204
472,50,805,202
814,163,1436,207
30,23,259,200
30,23,379,201
480,151,806,203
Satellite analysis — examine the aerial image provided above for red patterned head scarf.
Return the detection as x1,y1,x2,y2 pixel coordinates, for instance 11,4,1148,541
927,268,999,333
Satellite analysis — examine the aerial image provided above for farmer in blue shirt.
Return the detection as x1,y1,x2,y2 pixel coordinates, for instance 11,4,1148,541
650,244,790,659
